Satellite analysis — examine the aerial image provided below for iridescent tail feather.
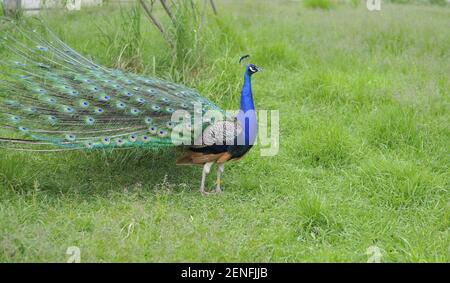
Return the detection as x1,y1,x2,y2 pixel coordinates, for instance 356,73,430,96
0,18,221,151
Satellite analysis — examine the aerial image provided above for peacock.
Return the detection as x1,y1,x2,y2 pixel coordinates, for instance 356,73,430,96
0,20,260,194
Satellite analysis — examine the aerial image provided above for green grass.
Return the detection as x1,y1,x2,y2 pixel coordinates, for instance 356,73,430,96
303,0,336,10
0,1,449,262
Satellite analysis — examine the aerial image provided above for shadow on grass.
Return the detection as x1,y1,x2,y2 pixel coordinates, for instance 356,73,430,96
0,147,201,198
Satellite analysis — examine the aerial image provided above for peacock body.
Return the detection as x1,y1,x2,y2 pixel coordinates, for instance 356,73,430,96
0,20,260,194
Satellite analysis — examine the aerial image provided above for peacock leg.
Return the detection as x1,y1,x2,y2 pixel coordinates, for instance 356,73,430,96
215,163,225,193
200,162,214,195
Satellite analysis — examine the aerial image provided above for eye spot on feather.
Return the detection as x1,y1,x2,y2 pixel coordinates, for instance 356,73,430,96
166,121,175,129
115,139,125,146
141,135,150,142
151,105,161,112
124,91,134,97
133,87,140,91
166,107,175,113
144,117,153,125
158,130,168,137
116,102,126,109
80,100,90,108
47,97,56,104
36,46,48,52
149,127,157,134
94,107,104,114
10,116,21,123
161,97,170,103
35,89,47,94
85,116,95,125
130,108,140,115
65,134,76,141
184,123,193,131
47,116,57,124
136,97,146,104
18,126,29,133
147,89,156,94
85,141,94,149
180,103,188,109
102,137,111,145
129,135,137,142
24,107,37,114
99,95,110,102
89,86,99,92
63,106,74,113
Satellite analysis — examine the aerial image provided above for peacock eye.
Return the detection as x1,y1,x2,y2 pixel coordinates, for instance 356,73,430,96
65,134,76,141
166,121,175,129
158,130,167,137
144,117,153,124
149,127,157,134
129,135,137,142
85,141,94,149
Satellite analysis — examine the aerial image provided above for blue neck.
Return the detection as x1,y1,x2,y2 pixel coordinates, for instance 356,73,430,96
237,71,257,145
240,72,255,112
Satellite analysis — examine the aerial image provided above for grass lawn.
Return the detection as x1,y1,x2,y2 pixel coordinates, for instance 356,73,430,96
0,1,449,262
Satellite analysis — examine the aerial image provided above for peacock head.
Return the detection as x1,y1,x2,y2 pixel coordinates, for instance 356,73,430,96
246,64,261,76
239,55,260,76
